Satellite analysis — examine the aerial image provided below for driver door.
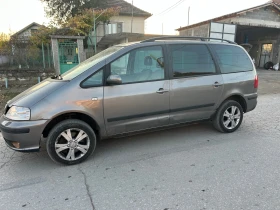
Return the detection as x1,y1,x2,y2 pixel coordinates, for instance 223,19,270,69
103,45,170,136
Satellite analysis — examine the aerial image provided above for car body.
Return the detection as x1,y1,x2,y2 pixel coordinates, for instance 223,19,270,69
0,37,258,164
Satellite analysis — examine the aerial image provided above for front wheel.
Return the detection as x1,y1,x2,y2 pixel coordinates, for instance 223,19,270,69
213,100,243,133
46,119,96,165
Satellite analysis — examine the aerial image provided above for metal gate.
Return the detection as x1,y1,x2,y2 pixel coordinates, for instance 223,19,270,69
59,41,79,74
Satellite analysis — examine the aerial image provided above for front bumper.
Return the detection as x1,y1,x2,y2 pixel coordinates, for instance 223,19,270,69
0,115,48,152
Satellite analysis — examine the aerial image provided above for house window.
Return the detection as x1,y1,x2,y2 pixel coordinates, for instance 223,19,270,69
106,22,123,35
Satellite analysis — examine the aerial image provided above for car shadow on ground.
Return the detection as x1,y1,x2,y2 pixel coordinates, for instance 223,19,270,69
1,122,223,169
83,122,229,167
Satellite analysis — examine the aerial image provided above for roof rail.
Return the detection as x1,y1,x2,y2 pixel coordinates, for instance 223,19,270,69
141,36,236,44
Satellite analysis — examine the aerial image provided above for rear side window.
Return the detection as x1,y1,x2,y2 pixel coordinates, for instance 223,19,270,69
211,45,253,73
170,44,216,78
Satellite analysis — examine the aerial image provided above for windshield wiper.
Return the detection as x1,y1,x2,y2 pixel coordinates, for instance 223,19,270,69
51,74,63,80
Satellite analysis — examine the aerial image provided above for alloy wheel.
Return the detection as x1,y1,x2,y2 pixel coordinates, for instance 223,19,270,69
222,106,241,130
55,128,90,161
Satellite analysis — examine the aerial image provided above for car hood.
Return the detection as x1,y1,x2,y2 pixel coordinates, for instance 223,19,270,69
7,79,68,108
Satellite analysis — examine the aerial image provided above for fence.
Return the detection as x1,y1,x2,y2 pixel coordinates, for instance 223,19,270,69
0,43,54,70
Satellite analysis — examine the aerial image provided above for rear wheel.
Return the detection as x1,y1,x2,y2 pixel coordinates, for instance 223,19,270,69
46,119,96,165
213,100,243,133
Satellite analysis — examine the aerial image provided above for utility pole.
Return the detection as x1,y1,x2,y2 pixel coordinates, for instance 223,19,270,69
93,9,107,54
162,23,163,35
131,0,134,33
188,6,190,26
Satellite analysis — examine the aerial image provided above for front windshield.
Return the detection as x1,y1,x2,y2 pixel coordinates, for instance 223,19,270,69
61,46,123,80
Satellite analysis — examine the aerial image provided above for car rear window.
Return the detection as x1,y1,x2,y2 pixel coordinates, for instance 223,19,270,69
211,45,253,74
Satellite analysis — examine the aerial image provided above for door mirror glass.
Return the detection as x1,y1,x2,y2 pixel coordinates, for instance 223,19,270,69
107,75,122,85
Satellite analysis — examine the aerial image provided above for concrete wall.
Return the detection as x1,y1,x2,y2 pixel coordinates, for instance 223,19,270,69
231,6,280,28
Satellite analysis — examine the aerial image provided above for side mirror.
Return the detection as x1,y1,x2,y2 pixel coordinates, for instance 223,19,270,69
107,75,122,85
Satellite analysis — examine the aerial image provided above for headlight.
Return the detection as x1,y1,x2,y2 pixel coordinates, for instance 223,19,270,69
5,106,31,121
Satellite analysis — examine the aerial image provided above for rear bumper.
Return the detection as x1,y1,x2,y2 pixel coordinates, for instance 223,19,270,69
245,93,258,112
0,115,47,152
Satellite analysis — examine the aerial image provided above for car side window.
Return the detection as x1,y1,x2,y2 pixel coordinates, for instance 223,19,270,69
211,45,253,73
170,44,216,78
110,46,165,84
81,69,103,88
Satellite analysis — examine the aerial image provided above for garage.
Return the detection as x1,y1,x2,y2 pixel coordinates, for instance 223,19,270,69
177,0,280,69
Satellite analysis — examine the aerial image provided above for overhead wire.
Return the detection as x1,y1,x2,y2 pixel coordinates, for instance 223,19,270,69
152,0,186,18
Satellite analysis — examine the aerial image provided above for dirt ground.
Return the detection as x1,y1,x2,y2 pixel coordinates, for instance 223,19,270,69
257,69,280,95
0,69,279,114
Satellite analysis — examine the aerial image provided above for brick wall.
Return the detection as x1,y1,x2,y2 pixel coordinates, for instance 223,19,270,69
179,24,209,37
240,6,280,22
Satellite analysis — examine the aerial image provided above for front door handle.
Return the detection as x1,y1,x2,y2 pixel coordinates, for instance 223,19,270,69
156,88,169,94
213,82,222,88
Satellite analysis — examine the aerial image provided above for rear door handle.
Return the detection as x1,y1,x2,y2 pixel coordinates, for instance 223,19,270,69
213,82,223,88
156,88,169,94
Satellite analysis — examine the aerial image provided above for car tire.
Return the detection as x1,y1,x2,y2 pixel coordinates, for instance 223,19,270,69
46,119,96,165
213,100,243,133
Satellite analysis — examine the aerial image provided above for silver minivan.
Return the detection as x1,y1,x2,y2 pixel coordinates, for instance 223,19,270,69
0,37,258,165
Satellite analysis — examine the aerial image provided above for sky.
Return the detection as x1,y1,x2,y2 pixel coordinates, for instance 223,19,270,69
0,0,268,35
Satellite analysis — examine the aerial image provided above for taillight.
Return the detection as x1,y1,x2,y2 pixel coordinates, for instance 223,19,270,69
254,75,258,88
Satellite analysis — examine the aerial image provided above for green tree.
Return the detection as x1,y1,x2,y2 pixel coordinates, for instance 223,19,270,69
0,33,10,49
62,8,120,36
41,0,107,22
28,7,119,46
29,25,57,45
